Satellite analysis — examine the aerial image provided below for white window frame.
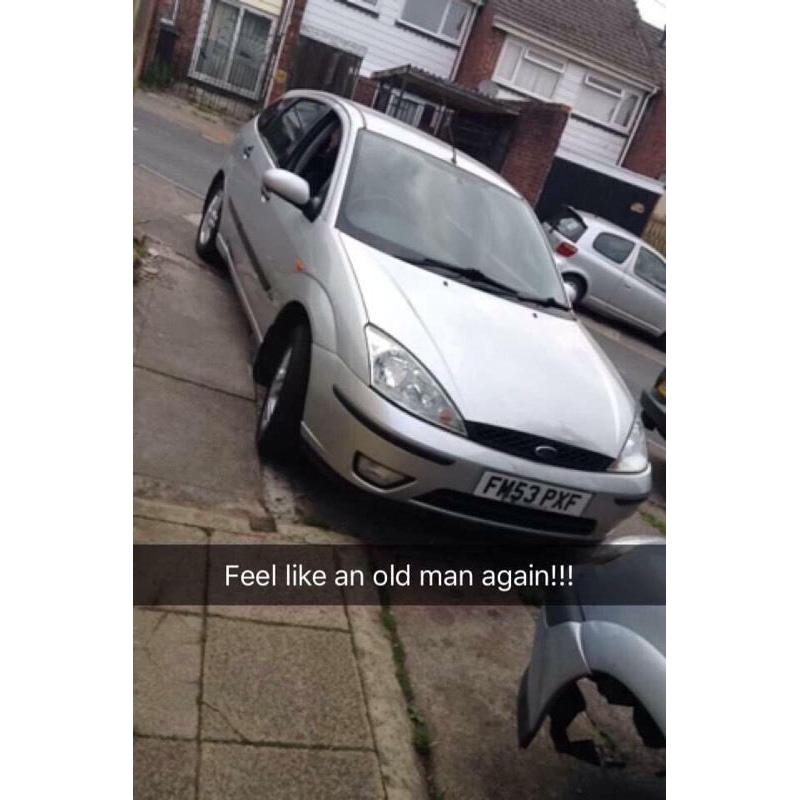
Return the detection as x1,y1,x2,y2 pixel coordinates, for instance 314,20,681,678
492,37,566,101
188,0,276,100
575,72,642,133
342,0,380,13
398,0,472,46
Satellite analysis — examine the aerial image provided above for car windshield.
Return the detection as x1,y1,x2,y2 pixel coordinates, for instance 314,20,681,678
337,131,567,304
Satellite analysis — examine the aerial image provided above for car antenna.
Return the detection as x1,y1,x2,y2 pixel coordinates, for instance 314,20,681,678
438,92,457,165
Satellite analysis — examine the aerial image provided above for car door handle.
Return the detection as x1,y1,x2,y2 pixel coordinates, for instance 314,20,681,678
242,145,254,160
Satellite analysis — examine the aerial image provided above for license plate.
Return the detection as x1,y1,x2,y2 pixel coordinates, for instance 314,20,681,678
474,471,593,517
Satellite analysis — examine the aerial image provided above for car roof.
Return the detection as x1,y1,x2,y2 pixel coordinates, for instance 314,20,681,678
283,90,520,198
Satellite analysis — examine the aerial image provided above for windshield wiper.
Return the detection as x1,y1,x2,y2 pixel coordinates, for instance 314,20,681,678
521,295,572,311
403,256,523,295
403,256,572,311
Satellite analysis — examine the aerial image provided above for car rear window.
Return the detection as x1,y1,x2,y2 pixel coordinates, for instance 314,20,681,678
593,232,635,264
548,210,586,242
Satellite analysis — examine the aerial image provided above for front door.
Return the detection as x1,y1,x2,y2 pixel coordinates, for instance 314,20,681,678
582,230,636,309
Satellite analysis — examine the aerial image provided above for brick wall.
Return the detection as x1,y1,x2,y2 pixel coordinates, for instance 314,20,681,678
352,77,379,106
268,0,309,104
501,99,570,205
456,1,504,90
623,91,666,180
142,0,204,81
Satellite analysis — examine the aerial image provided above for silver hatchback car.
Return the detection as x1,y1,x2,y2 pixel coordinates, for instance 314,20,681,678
196,90,651,540
545,207,666,344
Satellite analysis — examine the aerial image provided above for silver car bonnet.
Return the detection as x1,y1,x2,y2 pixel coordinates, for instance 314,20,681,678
341,234,635,457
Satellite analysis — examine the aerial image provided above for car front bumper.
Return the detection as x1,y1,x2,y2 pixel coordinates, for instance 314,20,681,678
301,346,652,541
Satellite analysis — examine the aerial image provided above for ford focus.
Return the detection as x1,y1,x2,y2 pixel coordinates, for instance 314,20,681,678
196,90,652,540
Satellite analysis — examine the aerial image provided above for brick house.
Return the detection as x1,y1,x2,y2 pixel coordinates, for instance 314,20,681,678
268,0,665,229
142,0,288,112
455,0,665,232
141,1,665,232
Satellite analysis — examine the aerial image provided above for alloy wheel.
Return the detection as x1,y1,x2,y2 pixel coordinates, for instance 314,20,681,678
199,191,222,246
260,347,293,433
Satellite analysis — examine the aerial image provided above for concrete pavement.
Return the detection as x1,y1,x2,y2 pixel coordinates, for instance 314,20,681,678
134,167,426,800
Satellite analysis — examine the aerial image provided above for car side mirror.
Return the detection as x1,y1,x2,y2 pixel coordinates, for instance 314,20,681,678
262,168,311,209
564,281,577,305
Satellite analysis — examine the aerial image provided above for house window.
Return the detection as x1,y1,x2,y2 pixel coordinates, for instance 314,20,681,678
575,73,641,131
493,37,565,100
399,0,471,44
379,90,443,132
191,0,273,98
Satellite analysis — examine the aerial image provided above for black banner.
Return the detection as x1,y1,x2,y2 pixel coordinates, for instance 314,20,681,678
134,544,665,606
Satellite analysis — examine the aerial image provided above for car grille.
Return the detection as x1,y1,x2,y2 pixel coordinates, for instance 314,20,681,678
415,490,597,536
465,421,614,472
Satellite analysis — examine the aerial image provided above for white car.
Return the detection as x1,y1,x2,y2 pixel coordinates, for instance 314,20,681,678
546,207,666,345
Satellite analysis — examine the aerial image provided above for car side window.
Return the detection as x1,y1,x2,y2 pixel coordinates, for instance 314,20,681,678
256,99,288,136
633,247,666,292
593,232,635,264
258,99,328,167
293,116,343,200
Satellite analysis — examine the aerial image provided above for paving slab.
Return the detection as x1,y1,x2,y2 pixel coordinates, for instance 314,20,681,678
134,609,203,738
207,530,349,630
134,257,254,399
134,367,261,496
393,604,665,800
134,166,201,257
199,742,383,800
134,737,197,800
201,616,372,749
134,474,269,523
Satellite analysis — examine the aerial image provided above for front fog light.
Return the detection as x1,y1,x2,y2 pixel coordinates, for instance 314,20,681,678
354,453,411,489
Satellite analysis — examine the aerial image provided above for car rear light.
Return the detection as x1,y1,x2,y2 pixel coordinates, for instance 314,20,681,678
556,241,578,257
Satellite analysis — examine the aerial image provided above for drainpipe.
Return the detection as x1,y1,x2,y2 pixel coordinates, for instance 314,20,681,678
449,0,484,81
162,0,180,25
264,0,296,105
619,83,659,167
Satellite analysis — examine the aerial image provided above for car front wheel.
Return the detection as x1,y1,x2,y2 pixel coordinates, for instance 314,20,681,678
255,324,311,462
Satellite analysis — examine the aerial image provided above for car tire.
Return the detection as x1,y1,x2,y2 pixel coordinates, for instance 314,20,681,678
196,182,225,268
255,324,312,462
563,274,586,305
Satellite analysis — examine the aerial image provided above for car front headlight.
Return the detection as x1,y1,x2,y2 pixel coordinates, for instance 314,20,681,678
609,418,649,473
365,325,466,436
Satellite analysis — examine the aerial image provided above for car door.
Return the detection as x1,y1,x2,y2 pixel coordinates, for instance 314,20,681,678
616,245,666,333
226,97,329,334
582,230,636,311
247,111,344,314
